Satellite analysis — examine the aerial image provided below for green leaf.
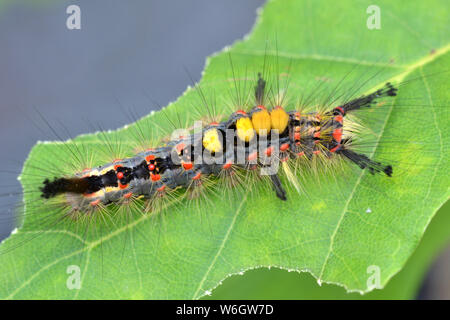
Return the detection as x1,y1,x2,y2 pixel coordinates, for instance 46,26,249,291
0,0,449,299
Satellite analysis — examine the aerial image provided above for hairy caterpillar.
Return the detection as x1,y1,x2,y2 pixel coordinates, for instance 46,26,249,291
39,73,396,210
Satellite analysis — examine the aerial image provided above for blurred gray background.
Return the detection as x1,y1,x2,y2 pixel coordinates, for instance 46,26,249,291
0,0,448,299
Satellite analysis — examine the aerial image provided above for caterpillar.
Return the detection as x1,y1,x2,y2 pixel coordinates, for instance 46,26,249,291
39,73,396,211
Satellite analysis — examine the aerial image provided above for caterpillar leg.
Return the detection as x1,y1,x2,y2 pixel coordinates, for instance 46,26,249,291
269,173,287,200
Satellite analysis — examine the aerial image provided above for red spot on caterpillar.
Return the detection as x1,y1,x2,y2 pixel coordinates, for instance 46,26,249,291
247,151,258,161
223,161,232,170
90,199,101,207
265,146,274,156
114,164,123,170
236,110,247,116
146,155,155,162
117,172,124,180
294,132,301,141
329,145,341,153
148,164,155,171
113,159,122,163
280,143,290,152
193,172,202,180
314,140,320,144
119,183,128,189
297,152,305,157
151,174,161,182
333,128,342,142
314,131,321,138
313,150,321,155
335,106,345,115
210,121,219,126
334,115,343,123
157,185,166,192
274,105,284,110
281,156,289,162
84,192,96,198
123,192,133,199
182,162,193,170
256,105,266,110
